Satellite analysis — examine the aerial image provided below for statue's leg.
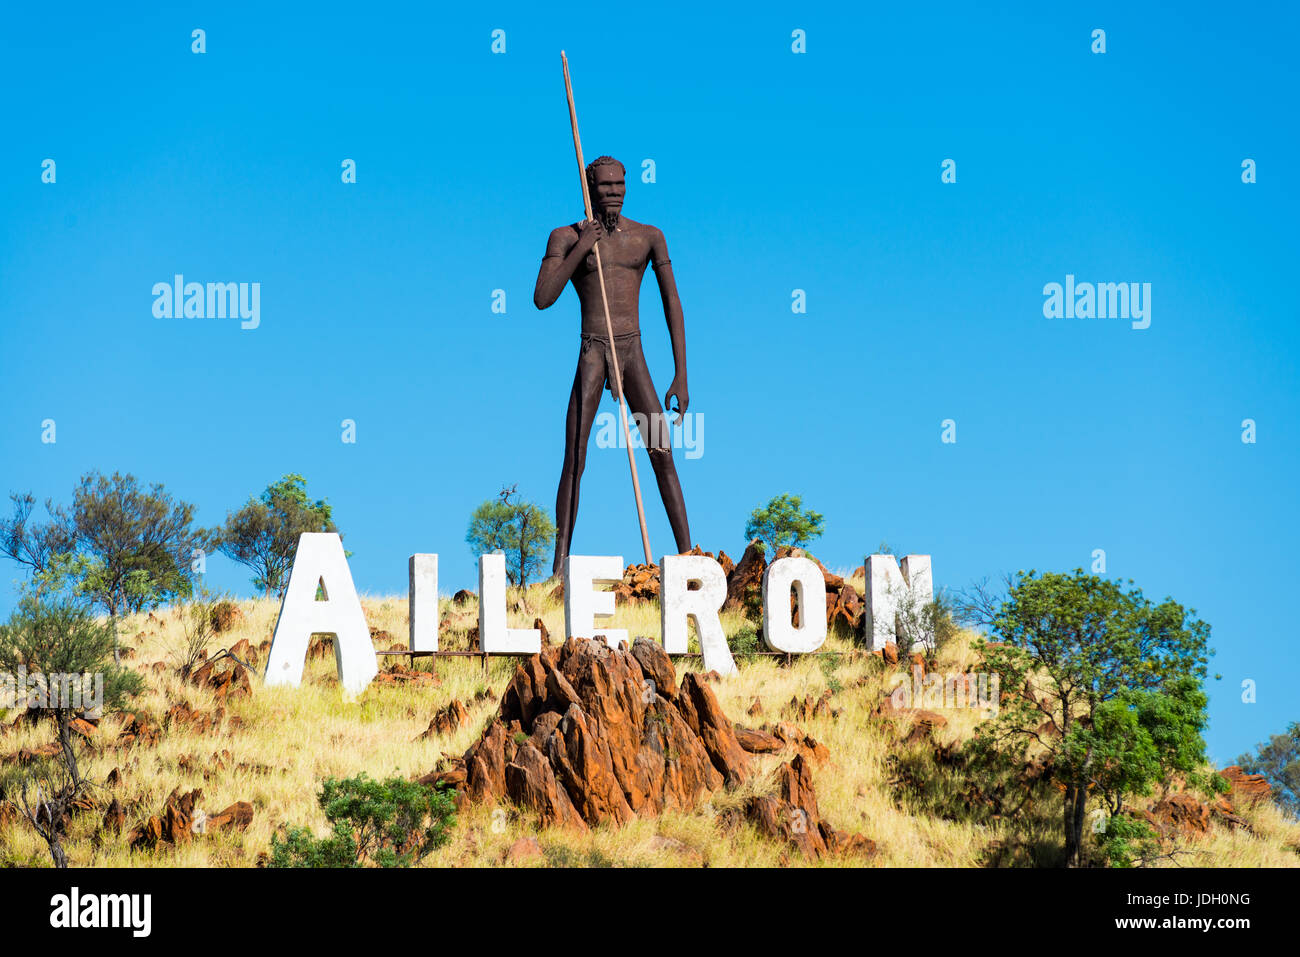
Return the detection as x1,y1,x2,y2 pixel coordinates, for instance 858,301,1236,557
619,339,692,554
553,340,608,575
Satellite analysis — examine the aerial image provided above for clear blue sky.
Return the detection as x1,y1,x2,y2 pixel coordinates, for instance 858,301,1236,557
1,2,1296,764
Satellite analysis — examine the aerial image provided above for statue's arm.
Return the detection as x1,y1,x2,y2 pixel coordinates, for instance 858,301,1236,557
534,222,602,309
650,228,689,416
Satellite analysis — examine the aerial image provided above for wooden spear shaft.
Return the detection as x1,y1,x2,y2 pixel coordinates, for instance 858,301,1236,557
561,51,653,566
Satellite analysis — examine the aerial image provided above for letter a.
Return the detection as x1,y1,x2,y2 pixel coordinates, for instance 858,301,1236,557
265,532,378,697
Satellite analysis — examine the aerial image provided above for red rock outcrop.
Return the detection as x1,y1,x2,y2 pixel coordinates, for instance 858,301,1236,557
191,654,252,702
429,637,740,830
416,699,471,741
1153,793,1212,838
1220,765,1272,805
743,753,875,860
127,787,253,850
425,636,870,855
724,541,767,612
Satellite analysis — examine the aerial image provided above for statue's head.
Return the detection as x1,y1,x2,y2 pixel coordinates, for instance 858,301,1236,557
586,156,625,220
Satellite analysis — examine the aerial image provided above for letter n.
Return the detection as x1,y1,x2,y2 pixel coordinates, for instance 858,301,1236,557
864,554,934,651
264,533,378,697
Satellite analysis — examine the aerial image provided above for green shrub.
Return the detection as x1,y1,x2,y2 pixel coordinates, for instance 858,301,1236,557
729,624,761,656
1095,814,1161,868
269,773,456,868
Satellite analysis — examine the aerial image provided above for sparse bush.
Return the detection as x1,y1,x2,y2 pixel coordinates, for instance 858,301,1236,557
820,654,844,694
210,600,241,634
892,587,957,660
171,591,225,679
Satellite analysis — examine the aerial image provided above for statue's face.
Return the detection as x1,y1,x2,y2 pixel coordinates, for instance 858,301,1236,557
591,164,625,217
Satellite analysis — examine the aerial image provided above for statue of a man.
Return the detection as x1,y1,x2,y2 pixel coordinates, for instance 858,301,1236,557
534,155,691,576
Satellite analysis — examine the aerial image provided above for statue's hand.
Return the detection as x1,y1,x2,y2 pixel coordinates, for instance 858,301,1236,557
664,377,689,423
576,218,607,251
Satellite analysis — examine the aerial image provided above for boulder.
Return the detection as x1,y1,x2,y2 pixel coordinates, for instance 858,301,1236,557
129,787,203,850
1220,765,1272,805
438,637,738,829
785,691,836,721
1153,793,1212,838
373,662,440,686
102,797,127,834
770,722,830,764
503,835,543,863
827,582,864,633
677,672,751,785
191,655,252,702
902,710,948,746
116,712,160,749
619,562,662,603
744,754,875,860
227,637,259,667
631,636,676,700
724,541,767,613
734,726,783,754
209,601,242,634
207,801,255,833
416,700,470,740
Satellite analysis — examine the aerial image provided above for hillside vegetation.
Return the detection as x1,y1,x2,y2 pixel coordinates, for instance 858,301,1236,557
2,574,1296,868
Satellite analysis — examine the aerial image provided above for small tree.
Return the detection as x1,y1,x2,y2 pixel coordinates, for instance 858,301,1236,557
269,773,456,868
216,474,340,599
972,569,1214,867
0,473,207,662
0,557,143,867
1236,721,1300,818
743,493,824,556
465,485,556,591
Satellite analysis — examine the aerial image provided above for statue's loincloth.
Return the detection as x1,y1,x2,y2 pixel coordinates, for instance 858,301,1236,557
579,331,645,396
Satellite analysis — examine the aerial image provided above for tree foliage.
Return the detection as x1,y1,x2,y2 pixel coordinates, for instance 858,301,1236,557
743,493,824,555
0,472,208,618
0,558,143,867
268,773,457,868
465,485,556,590
1236,721,1300,818
215,474,339,598
972,569,1214,867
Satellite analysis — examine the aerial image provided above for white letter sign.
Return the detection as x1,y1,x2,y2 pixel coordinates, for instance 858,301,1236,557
564,555,628,648
661,553,735,675
265,533,378,697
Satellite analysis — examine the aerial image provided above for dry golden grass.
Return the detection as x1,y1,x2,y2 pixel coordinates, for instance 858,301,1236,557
1,579,1296,868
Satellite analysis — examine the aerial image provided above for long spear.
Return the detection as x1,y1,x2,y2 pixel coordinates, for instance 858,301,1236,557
561,51,653,566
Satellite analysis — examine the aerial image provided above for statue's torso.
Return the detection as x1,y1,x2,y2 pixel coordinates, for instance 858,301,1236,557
568,217,655,337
